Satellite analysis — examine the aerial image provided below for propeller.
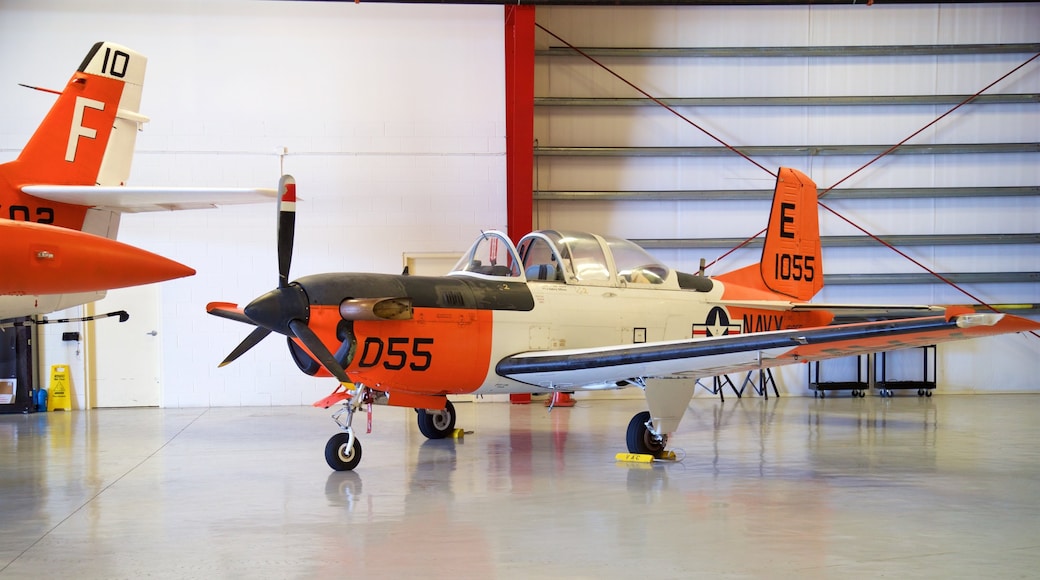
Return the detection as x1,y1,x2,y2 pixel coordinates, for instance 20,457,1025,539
218,326,270,367
217,175,352,384
277,174,296,288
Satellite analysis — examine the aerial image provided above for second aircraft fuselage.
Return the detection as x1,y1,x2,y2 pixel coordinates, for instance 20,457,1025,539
293,268,829,399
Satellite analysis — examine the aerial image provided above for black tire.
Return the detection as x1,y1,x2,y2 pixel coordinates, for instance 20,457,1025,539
417,400,456,439
626,411,667,457
325,432,362,471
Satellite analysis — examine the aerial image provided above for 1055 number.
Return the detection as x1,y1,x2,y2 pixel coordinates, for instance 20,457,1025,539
774,253,816,281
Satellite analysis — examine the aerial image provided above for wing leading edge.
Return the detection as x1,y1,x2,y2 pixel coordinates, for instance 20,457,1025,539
496,313,1040,389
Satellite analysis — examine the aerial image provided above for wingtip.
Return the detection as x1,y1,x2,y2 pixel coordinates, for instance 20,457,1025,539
954,312,1005,329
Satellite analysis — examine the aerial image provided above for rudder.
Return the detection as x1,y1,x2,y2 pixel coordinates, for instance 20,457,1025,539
714,167,823,301
759,167,822,300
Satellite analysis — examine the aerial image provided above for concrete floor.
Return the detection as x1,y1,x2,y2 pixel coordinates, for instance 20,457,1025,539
1,394,1039,579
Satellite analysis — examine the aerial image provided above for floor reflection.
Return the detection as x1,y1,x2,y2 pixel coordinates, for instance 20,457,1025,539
3,396,1039,577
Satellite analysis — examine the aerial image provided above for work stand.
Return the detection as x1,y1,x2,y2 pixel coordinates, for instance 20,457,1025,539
809,354,870,398
698,368,779,401
698,375,739,401
738,368,779,399
875,345,936,397
808,346,937,397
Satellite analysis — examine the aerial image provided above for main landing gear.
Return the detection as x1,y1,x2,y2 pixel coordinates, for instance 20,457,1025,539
323,385,459,471
626,411,669,458
416,400,456,439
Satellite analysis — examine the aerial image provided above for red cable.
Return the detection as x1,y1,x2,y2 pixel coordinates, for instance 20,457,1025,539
536,23,1039,334
703,52,1040,283
819,51,1040,199
535,23,777,179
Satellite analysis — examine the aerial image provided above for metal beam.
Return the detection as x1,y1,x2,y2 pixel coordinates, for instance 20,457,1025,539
535,94,1040,107
505,5,536,243
633,233,1040,250
533,186,1040,201
533,143,1040,157
538,43,1040,58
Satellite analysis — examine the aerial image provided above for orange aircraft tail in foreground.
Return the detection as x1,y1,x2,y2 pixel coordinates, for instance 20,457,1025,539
0,41,274,321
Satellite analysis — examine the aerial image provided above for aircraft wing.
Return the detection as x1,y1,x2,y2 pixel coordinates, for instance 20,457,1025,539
22,185,277,213
496,312,1039,389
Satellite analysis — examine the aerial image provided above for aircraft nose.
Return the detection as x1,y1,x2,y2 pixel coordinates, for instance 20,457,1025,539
244,284,310,334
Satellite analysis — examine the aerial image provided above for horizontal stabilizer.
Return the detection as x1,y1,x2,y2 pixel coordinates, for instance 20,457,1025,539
23,185,277,213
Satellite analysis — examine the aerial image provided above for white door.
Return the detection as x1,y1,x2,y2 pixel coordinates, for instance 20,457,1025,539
90,284,162,407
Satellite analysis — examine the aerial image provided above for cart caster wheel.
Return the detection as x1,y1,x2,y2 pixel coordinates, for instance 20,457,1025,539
926,390,932,397
859,390,866,398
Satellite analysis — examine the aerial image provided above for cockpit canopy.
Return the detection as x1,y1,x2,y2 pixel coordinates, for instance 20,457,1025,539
449,229,684,289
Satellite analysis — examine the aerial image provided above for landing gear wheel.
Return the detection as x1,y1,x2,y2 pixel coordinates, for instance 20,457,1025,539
325,432,362,471
626,411,667,458
417,400,456,439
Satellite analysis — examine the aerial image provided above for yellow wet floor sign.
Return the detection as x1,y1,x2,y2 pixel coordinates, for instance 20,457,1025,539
48,364,72,411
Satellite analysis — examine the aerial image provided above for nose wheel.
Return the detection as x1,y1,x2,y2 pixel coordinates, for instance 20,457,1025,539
325,432,362,471
323,384,372,471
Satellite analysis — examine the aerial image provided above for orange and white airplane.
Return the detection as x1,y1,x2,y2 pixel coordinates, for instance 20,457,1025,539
209,172,1040,471
0,41,274,322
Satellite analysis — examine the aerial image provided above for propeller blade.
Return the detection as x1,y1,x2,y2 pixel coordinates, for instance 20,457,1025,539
219,326,272,367
277,174,296,288
288,319,352,384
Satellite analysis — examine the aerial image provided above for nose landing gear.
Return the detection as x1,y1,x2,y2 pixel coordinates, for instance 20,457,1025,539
323,384,373,471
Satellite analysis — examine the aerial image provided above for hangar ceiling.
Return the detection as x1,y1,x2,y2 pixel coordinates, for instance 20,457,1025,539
296,0,1031,5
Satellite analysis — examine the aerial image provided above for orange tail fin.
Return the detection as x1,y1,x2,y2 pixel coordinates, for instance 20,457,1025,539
716,167,823,301
4,42,147,190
